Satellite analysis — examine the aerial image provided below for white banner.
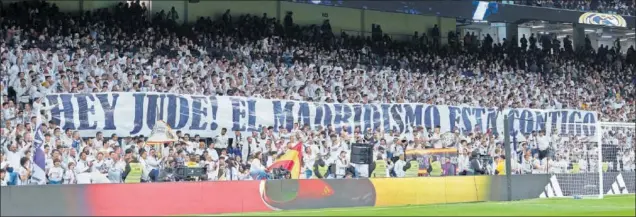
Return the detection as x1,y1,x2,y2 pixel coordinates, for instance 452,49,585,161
43,92,598,138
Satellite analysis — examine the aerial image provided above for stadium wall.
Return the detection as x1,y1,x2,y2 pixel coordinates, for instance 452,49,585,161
6,173,633,216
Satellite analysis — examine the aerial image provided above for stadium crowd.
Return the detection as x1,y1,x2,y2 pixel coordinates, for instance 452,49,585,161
501,0,636,16
0,0,634,186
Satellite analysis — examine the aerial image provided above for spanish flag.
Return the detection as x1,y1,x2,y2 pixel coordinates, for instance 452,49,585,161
267,142,303,179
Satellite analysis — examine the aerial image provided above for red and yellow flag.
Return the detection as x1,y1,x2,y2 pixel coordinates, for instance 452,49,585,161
267,142,303,179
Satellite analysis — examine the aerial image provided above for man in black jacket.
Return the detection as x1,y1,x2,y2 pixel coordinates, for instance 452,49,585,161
469,152,487,175
121,148,133,182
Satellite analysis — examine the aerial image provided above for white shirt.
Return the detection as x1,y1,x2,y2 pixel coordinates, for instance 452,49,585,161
225,167,240,181
392,159,407,177
92,159,109,174
207,148,220,161
521,158,533,174
216,134,229,149
108,159,126,183
75,160,91,174
578,159,588,173
394,145,405,156
17,166,30,185
248,141,262,155
63,169,76,184
0,161,8,170
537,135,550,151
249,158,265,173
555,159,569,173
140,156,160,181
530,158,543,174
47,166,64,182
92,138,104,149
0,175,7,186
4,146,29,168
335,157,348,177
431,133,442,148
303,152,317,171
205,161,218,180
457,154,470,172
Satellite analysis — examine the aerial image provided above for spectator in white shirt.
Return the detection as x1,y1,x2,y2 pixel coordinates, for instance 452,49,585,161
0,168,7,186
17,157,31,185
107,151,126,183
215,128,229,153
91,152,108,174
63,162,77,184
4,141,31,170
334,151,349,178
537,130,551,159
249,152,267,180
224,160,240,181
389,154,408,178
0,153,7,170
520,153,534,174
92,132,105,149
302,146,318,179
139,149,160,182
47,159,64,184
75,151,92,184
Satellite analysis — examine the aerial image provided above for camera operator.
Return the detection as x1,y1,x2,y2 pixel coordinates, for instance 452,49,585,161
468,151,487,175
271,165,291,180
157,158,177,182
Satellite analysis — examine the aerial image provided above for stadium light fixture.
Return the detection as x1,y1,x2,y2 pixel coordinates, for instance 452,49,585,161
531,25,545,29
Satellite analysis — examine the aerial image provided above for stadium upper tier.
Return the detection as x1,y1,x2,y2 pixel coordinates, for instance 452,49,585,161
1,1,634,124
496,0,635,16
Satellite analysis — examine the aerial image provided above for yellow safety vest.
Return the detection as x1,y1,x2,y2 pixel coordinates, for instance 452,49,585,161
497,159,506,175
430,161,442,176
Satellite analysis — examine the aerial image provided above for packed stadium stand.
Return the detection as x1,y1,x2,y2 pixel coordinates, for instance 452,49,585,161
0,0,634,189
498,0,635,16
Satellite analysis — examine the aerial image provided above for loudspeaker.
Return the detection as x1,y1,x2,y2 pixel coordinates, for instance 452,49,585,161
350,143,373,164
